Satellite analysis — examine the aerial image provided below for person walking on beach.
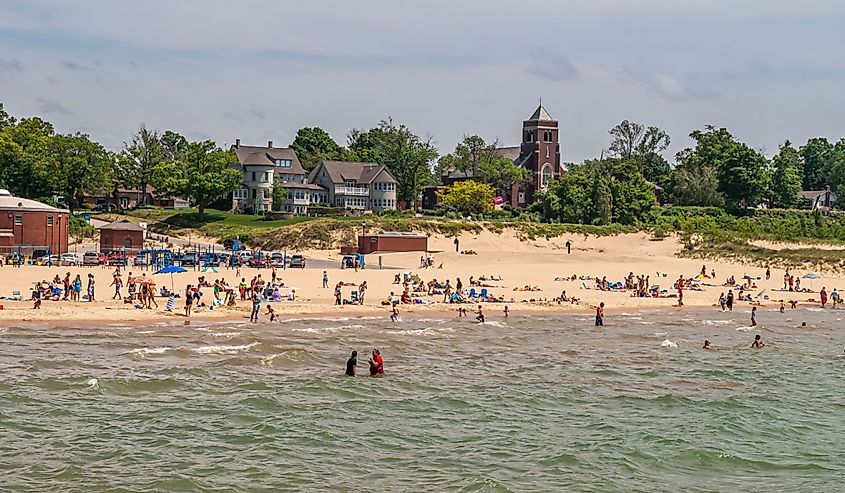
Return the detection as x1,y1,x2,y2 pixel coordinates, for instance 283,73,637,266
322,271,329,288
368,349,384,376
751,306,757,327
595,302,605,326
832,288,840,308
676,276,684,306
820,287,828,308
565,240,571,254
726,290,734,311
86,274,95,302
752,334,765,349
250,287,262,322
111,274,123,300
719,292,726,311
345,351,357,376
184,285,193,317
766,267,771,280
334,282,342,306
454,237,459,252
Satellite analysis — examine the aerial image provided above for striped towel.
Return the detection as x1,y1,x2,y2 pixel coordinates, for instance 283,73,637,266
166,296,175,312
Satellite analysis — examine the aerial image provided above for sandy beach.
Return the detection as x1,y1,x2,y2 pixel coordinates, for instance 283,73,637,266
1,231,841,324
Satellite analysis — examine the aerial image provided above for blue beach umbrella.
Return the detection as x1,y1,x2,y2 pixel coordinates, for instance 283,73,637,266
155,265,188,291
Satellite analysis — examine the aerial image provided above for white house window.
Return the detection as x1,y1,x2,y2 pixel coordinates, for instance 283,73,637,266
47,216,53,226
275,159,292,168
14,215,23,226
541,163,553,189
233,188,248,199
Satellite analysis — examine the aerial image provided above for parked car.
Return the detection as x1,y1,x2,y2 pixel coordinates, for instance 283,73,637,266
289,254,306,269
106,251,128,266
248,256,268,268
32,249,49,262
269,252,285,268
134,255,148,266
92,203,117,212
82,251,100,266
60,253,80,266
43,254,61,265
340,254,364,269
179,253,197,267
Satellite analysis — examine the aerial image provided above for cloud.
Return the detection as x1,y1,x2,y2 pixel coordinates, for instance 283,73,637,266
525,52,580,83
62,60,90,71
619,67,718,101
35,97,73,115
0,57,23,80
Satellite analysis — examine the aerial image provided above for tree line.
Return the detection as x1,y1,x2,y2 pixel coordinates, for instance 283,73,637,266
2,101,844,224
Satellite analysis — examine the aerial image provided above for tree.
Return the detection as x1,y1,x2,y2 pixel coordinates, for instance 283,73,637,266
438,135,529,196
674,126,767,209
438,180,495,215
670,163,724,207
799,138,833,191
0,117,55,199
290,127,342,171
770,140,803,209
123,125,162,205
46,133,113,213
178,141,242,220
829,139,845,198
160,130,189,163
534,158,656,225
347,119,438,208
608,121,670,162
0,102,16,130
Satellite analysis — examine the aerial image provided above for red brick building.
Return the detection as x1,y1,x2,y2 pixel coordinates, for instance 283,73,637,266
98,220,145,253
358,232,428,254
0,189,69,255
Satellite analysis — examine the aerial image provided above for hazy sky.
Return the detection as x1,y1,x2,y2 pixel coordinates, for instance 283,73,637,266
2,0,845,162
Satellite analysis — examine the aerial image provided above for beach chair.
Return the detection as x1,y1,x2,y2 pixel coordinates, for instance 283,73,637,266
350,291,359,303
468,288,477,298
480,288,488,299
12,290,22,301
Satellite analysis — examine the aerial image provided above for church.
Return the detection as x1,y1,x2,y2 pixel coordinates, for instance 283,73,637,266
437,103,563,208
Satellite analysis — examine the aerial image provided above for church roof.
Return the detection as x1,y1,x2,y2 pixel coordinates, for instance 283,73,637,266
528,105,554,121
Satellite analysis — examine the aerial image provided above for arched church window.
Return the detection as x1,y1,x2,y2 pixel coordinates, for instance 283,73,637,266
541,163,553,189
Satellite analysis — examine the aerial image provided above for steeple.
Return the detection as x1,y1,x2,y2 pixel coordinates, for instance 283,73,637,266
528,104,553,121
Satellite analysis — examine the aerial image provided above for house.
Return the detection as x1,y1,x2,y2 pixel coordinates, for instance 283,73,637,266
308,161,398,211
437,104,563,207
799,185,838,211
98,220,145,253
275,182,328,215
82,184,189,210
229,139,305,214
0,189,69,255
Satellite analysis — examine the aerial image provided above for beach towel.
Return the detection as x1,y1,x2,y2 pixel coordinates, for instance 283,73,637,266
166,296,175,311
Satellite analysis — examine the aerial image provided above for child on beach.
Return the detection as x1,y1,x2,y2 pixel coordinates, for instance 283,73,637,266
475,305,485,323
751,306,757,327
266,305,276,322
390,306,399,322
752,334,764,349
779,301,785,313
369,349,384,376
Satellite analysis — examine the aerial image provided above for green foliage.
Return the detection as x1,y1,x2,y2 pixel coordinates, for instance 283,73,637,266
438,180,495,215
122,125,162,205
290,127,342,171
160,130,188,162
347,119,437,207
169,141,242,220
799,137,833,191
46,133,114,212
770,140,803,209
69,214,96,239
535,158,656,225
439,135,529,195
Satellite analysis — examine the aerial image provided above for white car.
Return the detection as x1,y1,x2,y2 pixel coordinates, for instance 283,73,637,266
60,253,80,266
45,254,61,266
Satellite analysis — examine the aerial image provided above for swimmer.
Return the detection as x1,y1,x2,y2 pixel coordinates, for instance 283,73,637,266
801,321,807,327
752,334,764,349
475,305,485,323
595,302,605,326
503,305,509,318
345,350,357,377
368,349,384,376
751,306,757,327
703,339,711,349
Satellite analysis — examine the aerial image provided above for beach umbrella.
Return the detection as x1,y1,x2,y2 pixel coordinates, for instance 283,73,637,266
201,266,219,273
154,265,187,291
802,273,820,279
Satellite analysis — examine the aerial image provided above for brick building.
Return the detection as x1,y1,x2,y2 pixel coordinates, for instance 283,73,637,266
98,220,145,253
0,189,69,255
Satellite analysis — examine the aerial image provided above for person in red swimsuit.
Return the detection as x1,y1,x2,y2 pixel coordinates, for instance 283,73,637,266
368,349,384,376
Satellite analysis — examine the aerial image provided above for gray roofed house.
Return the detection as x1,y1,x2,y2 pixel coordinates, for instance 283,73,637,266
309,160,399,211
229,139,305,214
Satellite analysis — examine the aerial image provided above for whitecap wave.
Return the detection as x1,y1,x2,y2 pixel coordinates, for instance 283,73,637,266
660,339,678,348
191,342,260,354
130,346,172,356
735,326,752,332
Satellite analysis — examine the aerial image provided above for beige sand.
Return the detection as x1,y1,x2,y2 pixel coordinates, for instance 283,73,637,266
1,231,840,323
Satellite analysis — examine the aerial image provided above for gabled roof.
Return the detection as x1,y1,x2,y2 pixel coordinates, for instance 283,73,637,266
231,144,304,175
495,146,521,161
527,104,554,122
277,183,326,191
799,190,837,199
0,189,67,213
311,161,398,184
99,220,144,232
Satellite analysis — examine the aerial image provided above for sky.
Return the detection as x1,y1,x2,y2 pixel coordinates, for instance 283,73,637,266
2,0,845,162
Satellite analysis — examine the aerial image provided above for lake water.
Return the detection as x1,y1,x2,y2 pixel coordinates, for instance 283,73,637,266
1,308,844,492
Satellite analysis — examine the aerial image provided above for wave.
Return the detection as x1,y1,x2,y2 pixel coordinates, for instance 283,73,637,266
128,341,260,357
660,339,678,348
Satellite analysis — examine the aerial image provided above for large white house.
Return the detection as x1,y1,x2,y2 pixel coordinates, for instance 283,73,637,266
229,140,398,214
308,161,398,211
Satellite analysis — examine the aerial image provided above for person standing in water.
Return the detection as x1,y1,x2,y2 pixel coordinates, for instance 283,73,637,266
250,287,262,322
751,306,757,327
726,290,734,311
719,292,726,311
503,305,509,318
390,306,399,322
752,334,764,349
345,351,357,376
369,349,384,376
475,305,485,323
184,284,193,317
703,340,711,349
820,287,828,308
595,302,605,326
